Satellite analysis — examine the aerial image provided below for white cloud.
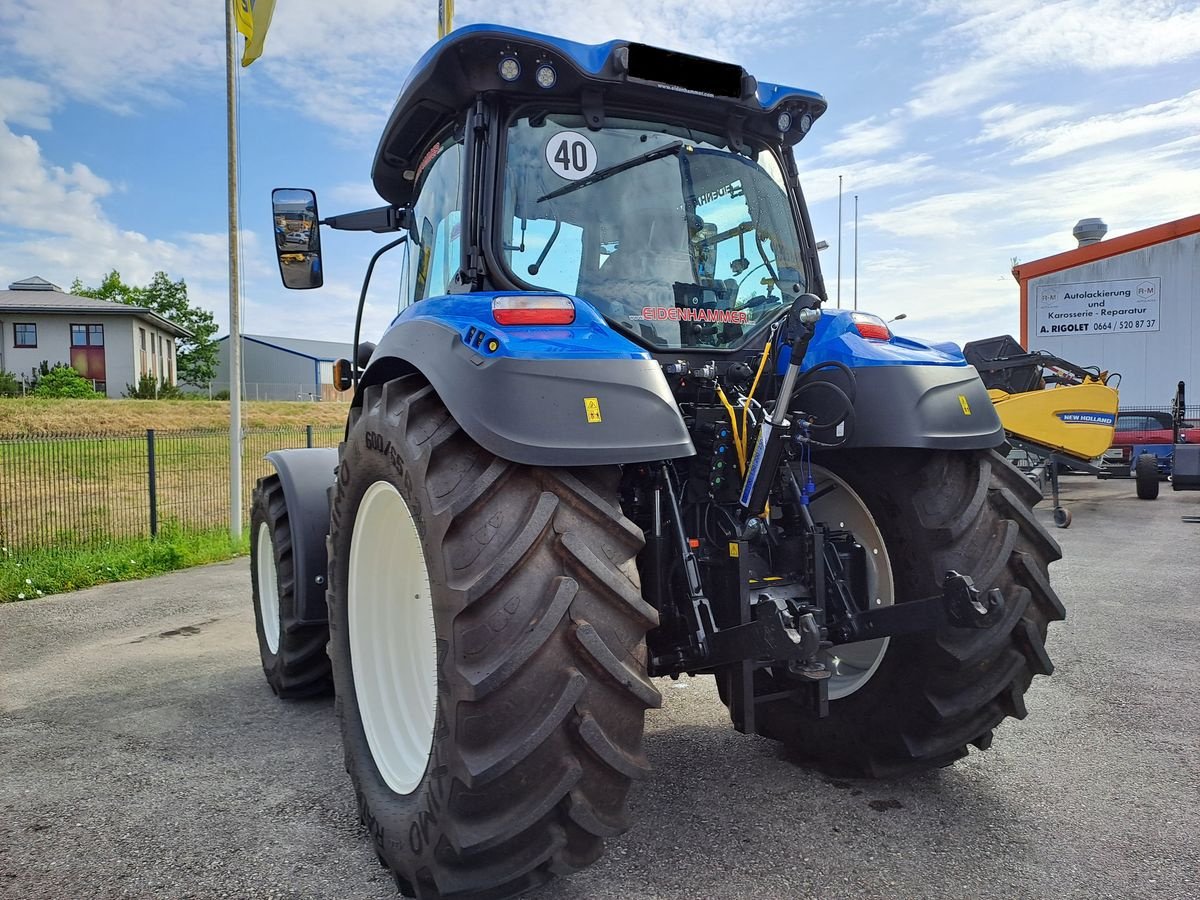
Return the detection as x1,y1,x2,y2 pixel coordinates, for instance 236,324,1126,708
973,102,1080,145
1008,89,1200,163
820,116,907,159
0,2,223,113
0,103,233,327
0,77,57,130
909,0,1200,119
800,154,937,203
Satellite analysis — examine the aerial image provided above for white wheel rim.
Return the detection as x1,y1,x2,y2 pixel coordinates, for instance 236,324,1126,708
807,465,895,700
348,480,437,795
256,522,281,655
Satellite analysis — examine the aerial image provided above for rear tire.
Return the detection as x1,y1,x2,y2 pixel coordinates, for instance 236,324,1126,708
250,476,333,698
1135,453,1160,499
742,449,1064,777
327,375,660,899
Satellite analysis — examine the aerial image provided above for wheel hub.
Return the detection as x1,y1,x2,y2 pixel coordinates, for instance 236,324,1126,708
348,480,438,795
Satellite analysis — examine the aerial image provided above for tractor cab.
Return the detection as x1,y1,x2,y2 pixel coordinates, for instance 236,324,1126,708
280,24,829,355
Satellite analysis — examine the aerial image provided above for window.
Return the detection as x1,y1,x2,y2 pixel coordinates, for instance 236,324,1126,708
403,140,464,306
159,335,165,378
70,324,103,347
13,323,37,348
500,115,807,350
140,328,147,375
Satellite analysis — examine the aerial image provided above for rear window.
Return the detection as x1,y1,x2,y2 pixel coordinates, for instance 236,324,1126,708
1116,413,1170,432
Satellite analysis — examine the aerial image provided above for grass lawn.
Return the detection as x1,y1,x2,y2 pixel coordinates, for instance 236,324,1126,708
0,398,350,436
0,526,250,602
0,400,350,595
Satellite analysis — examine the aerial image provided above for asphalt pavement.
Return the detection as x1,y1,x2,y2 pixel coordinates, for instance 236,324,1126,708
2,476,1198,899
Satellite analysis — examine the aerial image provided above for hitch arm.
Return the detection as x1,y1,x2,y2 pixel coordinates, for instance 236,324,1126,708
842,571,1004,643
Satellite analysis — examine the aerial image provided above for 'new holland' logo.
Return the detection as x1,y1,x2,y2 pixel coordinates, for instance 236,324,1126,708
1056,412,1115,426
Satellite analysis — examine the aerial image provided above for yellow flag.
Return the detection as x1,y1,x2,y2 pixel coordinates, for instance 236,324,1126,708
236,0,277,67
438,0,454,38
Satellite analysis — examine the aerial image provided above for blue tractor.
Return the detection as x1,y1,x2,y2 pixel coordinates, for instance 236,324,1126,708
251,25,1064,899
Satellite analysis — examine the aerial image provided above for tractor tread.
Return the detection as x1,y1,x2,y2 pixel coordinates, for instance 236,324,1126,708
325,373,654,899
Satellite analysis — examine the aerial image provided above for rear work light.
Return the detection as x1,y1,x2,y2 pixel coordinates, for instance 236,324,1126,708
850,312,892,341
492,295,576,326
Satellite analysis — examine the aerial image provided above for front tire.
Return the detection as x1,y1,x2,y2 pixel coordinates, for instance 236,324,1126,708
249,476,333,698
1135,453,1160,499
744,449,1064,777
327,375,660,899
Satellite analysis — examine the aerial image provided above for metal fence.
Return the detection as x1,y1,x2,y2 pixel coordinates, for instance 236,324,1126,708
1117,404,1200,420
0,425,342,554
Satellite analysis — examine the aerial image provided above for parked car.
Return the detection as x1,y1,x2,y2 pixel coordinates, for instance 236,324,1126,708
1100,410,1200,474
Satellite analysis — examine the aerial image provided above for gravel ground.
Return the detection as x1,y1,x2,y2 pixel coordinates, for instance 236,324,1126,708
1,476,1197,899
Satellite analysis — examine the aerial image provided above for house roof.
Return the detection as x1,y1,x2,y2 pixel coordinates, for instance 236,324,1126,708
1012,213,1200,283
219,333,352,361
0,276,193,337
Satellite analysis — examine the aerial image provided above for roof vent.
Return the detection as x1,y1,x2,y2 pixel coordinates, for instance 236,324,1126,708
7,276,63,292
1072,218,1107,248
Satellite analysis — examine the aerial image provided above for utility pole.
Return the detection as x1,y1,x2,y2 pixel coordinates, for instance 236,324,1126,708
225,0,243,544
853,194,859,311
836,175,843,308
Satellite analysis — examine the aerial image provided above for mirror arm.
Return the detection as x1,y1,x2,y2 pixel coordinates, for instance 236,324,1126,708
322,206,411,233
352,235,409,390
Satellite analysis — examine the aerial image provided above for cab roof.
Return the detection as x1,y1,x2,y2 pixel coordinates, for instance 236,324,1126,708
372,24,827,207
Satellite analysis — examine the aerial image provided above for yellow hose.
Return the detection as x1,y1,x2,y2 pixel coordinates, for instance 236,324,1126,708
716,386,746,474
741,341,772,465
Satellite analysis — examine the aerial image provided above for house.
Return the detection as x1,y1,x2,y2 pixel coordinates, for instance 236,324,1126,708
212,333,353,401
0,276,191,396
1013,214,1200,407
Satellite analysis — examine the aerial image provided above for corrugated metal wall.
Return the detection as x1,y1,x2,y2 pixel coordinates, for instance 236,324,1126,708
1026,232,1199,406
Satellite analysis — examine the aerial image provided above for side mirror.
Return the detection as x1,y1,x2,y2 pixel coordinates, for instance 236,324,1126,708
271,188,324,289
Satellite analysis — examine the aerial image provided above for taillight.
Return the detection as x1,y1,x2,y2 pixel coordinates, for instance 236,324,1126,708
492,295,575,326
851,312,891,341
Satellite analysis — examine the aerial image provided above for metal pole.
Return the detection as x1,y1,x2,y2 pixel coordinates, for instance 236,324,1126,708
147,429,158,538
438,0,454,37
306,424,313,449
853,194,859,311
836,175,843,309
225,0,243,543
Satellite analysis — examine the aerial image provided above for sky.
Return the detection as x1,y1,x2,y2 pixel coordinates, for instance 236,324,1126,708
2,0,1199,348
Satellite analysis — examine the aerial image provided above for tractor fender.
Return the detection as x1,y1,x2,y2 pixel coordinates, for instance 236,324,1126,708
781,310,1005,449
359,313,695,466
838,364,1004,449
264,447,338,625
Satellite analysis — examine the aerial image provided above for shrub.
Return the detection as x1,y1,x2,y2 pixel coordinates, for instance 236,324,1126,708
212,389,231,401
124,374,184,400
31,365,101,399
0,370,21,397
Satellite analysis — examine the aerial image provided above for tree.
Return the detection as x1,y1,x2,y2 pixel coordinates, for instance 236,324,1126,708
31,365,100,399
71,270,219,385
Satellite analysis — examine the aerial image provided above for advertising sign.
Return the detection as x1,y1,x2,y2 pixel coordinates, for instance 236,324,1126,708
1033,277,1160,336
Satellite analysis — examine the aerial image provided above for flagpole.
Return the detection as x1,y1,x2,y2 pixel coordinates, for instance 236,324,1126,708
836,174,843,309
225,0,243,544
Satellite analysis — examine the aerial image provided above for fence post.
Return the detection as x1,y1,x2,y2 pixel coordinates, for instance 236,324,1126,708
306,424,313,449
147,428,158,538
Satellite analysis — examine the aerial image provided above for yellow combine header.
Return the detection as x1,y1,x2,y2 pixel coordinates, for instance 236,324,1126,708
964,335,1119,527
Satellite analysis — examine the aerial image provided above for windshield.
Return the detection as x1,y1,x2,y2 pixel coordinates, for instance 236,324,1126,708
499,114,808,350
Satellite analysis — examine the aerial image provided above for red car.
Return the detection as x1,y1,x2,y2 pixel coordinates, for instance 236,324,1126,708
1101,410,1200,474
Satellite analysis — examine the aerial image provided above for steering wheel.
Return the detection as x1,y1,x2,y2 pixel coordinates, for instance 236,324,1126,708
736,258,777,291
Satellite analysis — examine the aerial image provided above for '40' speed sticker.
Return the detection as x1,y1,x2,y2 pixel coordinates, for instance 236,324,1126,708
545,131,597,181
